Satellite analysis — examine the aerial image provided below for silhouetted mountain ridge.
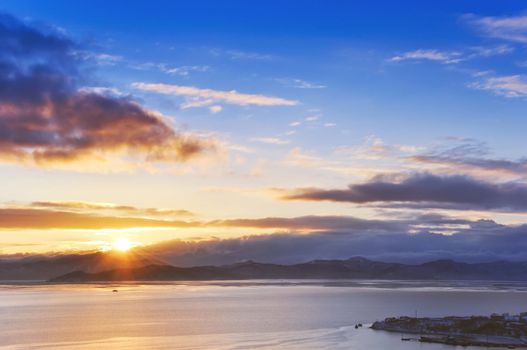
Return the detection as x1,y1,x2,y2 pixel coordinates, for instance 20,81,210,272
0,251,161,281
49,257,527,282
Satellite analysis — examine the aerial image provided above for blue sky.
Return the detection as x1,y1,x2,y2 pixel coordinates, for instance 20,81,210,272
2,1,527,261
2,0,525,152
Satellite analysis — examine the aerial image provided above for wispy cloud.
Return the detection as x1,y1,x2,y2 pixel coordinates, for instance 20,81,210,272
389,45,513,64
163,65,210,76
130,62,210,76
466,14,527,43
335,136,420,160
78,86,127,97
30,201,196,218
74,51,124,66
132,83,299,108
468,45,514,57
250,137,290,145
305,115,320,122
409,139,527,177
275,78,326,89
389,49,464,64
469,74,527,98
210,215,405,232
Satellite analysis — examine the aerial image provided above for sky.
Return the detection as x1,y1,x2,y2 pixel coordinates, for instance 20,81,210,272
2,1,527,263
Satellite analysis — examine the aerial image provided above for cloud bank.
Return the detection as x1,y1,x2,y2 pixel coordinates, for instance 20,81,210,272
4,201,527,265
142,218,527,265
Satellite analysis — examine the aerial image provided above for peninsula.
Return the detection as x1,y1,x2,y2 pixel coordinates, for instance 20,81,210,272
372,313,527,348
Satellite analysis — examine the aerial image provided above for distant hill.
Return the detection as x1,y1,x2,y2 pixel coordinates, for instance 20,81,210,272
49,257,527,282
0,251,160,281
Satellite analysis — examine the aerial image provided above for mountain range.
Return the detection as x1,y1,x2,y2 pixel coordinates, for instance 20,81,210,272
3,252,527,282
45,256,527,282
0,251,159,281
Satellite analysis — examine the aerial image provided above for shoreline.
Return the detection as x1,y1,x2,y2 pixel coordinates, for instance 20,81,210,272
372,315,527,348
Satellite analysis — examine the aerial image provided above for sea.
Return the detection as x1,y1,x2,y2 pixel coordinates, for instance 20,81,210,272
1,280,527,349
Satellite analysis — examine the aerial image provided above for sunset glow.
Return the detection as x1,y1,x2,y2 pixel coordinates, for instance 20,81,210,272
112,238,134,252
0,1,527,264
4,3,527,350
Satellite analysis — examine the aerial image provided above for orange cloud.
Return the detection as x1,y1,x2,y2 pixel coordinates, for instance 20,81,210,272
0,208,197,230
30,201,196,217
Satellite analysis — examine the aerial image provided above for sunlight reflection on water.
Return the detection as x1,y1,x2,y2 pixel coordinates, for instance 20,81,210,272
1,281,526,349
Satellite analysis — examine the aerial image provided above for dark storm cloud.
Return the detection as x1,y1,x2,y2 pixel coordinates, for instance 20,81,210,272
0,13,213,165
282,173,527,212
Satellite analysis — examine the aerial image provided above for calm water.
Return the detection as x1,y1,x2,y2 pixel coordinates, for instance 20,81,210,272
1,280,527,349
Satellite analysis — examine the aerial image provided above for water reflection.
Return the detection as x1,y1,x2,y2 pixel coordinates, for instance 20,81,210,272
1,281,526,349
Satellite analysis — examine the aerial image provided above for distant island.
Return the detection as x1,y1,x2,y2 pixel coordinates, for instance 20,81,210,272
46,256,527,282
372,313,527,348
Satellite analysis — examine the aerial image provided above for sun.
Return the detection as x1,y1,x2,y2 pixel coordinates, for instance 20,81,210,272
112,238,133,252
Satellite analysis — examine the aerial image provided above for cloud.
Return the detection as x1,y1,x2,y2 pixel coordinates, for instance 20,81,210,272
130,62,209,76
468,45,514,57
90,53,123,66
78,86,127,97
389,49,464,64
282,172,527,212
305,115,319,122
75,51,123,66
163,65,209,76
275,78,326,89
409,140,527,177
466,14,527,43
132,82,299,108
143,218,527,265
250,137,290,145
0,13,215,167
335,135,420,160
7,203,527,264
0,208,196,229
209,215,407,232
389,45,513,64
0,205,407,231
469,74,527,98
30,201,196,217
